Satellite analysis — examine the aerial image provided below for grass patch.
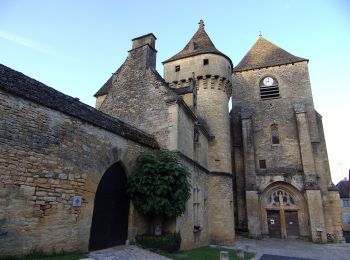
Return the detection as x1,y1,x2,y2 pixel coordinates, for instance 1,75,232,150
162,246,254,260
0,252,86,260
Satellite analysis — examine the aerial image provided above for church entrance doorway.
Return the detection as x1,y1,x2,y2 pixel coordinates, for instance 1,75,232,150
261,183,308,239
285,210,299,238
89,163,130,251
267,209,300,238
267,210,281,238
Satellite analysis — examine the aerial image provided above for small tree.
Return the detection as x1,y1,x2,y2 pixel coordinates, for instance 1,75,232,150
127,150,191,235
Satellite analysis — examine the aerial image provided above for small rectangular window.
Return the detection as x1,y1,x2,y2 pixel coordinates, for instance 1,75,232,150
175,65,180,72
203,59,209,65
259,160,267,169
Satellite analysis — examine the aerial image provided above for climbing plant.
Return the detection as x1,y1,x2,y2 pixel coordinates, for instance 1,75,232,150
127,150,191,235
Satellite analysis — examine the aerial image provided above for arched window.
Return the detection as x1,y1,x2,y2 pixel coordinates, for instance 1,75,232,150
267,189,295,207
271,124,280,144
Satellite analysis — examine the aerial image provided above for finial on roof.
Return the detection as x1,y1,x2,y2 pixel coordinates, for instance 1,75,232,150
199,19,205,29
259,31,262,37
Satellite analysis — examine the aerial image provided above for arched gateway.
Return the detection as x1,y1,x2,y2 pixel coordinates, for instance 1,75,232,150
89,162,130,250
260,182,309,239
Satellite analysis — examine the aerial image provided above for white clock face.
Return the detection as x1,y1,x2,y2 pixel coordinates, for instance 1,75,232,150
263,77,274,86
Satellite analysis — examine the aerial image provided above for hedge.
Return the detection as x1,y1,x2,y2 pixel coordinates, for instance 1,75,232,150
135,233,181,253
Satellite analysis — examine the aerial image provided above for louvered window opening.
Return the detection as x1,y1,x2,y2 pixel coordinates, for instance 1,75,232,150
260,85,280,99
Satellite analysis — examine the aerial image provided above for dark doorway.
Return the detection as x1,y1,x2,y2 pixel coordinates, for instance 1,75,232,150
267,210,281,238
285,211,299,238
89,163,130,251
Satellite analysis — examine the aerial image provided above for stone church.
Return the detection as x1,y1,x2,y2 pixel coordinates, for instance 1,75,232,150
0,20,343,255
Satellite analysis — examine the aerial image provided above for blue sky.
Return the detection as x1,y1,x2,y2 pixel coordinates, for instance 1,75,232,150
1,0,349,183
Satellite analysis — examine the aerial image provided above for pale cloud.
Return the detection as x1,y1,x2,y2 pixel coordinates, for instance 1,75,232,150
0,30,66,59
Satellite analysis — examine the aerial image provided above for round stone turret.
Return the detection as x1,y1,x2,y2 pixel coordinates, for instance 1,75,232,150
163,20,232,173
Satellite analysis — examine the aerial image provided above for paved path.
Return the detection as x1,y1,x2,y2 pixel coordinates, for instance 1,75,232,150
229,236,350,260
259,255,315,260
82,236,350,260
86,245,171,260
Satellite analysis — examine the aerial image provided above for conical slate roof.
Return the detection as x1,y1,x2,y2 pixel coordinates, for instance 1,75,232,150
163,20,233,68
233,37,308,72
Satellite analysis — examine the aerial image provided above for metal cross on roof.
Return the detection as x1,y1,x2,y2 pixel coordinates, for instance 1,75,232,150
259,31,262,37
199,19,205,28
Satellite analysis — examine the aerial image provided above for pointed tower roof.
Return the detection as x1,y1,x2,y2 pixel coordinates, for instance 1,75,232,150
233,37,308,72
162,20,233,68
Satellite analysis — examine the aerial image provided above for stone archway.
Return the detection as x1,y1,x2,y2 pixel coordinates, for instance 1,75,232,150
89,162,130,251
260,182,309,239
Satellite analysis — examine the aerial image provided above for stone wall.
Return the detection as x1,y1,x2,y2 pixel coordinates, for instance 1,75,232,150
95,94,106,109
174,156,210,249
230,107,247,231
207,174,235,244
197,85,231,173
99,41,177,149
305,189,327,242
177,103,195,159
196,128,209,169
322,190,343,240
172,156,235,249
313,114,332,192
233,61,318,140
232,62,318,177
163,54,232,84
176,102,209,169
0,88,153,255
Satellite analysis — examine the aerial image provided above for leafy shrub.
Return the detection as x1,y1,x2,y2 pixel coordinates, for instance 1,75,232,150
327,233,336,243
136,233,181,253
127,150,191,218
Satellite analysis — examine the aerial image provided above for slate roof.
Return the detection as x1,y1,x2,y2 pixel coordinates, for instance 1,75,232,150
0,64,159,149
233,37,308,72
162,21,233,68
336,180,350,198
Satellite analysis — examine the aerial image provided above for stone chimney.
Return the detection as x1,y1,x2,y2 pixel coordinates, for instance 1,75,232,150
129,33,157,69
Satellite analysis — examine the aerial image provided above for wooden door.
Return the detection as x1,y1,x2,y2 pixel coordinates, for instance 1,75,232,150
89,163,130,251
267,210,281,238
285,210,299,238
